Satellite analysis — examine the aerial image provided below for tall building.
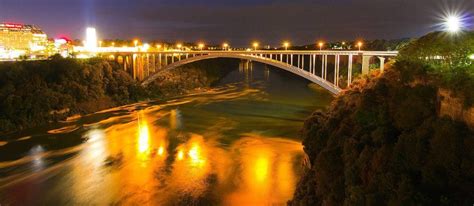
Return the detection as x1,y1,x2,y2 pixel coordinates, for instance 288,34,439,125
0,23,48,55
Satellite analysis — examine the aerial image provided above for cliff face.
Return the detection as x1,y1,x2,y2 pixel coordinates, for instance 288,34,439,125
438,89,474,129
290,63,474,206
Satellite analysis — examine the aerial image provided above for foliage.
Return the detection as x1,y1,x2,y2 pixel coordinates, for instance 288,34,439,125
0,56,144,132
290,67,474,206
0,56,234,133
398,31,474,106
399,31,474,70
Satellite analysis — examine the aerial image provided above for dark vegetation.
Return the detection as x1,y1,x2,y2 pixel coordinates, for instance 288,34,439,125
291,31,474,205
0,55,235,133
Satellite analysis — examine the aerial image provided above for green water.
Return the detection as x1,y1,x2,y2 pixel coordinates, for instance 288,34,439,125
0,62,333,205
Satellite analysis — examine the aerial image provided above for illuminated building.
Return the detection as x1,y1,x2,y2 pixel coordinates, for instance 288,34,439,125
0,23,48,57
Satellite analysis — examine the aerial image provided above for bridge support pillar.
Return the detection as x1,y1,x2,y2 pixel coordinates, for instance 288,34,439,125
158,54,162,70
335,55,340,86
132,54,137,80
378,57,386,73
362,55,372,75
301,55,305,70
348,54,353,87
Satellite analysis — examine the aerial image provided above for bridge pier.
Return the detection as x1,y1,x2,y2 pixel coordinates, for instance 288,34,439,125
348,54,353,87
362,55,372,75
335,55,340,86
378,57,386,73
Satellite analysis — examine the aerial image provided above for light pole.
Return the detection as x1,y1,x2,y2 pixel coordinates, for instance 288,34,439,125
177,43,182,51
253,42,259,51
283,42,289,50
156,44,162,50
134,40,139,47
318,42,324,51
198,43,205,51
223,43,229,51
357,41,363,51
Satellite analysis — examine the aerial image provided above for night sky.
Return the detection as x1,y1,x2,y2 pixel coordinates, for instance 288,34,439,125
1,0,473,46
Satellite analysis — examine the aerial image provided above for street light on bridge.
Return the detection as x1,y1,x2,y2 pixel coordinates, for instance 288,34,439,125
223,43,229,51
357,41,363,51
318,42,324,51
198,43,205,50
156,44,162,50
253,42,259,51
177,43,183,50
283,42,290,50
134,39,139,47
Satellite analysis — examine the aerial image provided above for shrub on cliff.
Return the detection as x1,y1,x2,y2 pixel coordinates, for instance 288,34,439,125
291,65,474,206
291,32,474,205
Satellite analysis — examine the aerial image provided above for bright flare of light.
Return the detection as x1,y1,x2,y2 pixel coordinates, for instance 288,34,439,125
469,54,474,60
177,150,184,160
188,144,201,162
198,43,205,50
142,43,150,51
283,42,290,50
137,115,150,154
177,43,183,50
85,27,98,52
445,15,462,33
223,43,229,48
158,146,165,156
318,42,324,50
156,44,162,49
134,39,139,47
253,42,259,50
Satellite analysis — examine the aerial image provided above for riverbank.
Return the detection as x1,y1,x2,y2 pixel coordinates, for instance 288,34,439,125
0,56,236,134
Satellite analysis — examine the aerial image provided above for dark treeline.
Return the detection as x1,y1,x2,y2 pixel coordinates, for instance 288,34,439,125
290,31,474,205
0,56,235,133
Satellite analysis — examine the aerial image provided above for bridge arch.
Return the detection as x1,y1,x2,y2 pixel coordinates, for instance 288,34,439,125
140,53,341,94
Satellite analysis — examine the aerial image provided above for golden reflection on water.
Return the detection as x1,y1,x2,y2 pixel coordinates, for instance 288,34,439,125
62,111,304,205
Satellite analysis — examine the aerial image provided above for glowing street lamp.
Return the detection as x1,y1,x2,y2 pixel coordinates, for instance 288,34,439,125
111,42,115,47
223,43,229,50
177,43,183,50
253,42,259,51
357,41,363,51
198,43,205,50
318,42,324,51
444,15,462,33
156,44,162,50
142,43,150,51
134,39,139,47
283,42,290,50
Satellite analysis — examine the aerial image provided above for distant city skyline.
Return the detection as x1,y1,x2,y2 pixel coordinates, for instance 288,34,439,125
1,0,473,46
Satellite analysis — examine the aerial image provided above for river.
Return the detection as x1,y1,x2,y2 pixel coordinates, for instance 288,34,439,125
0,61,333,205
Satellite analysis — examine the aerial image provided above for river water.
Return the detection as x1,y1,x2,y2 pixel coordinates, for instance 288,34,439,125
0,61,333,205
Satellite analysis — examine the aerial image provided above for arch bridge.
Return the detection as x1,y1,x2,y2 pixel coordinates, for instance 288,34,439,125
100,50,398,94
